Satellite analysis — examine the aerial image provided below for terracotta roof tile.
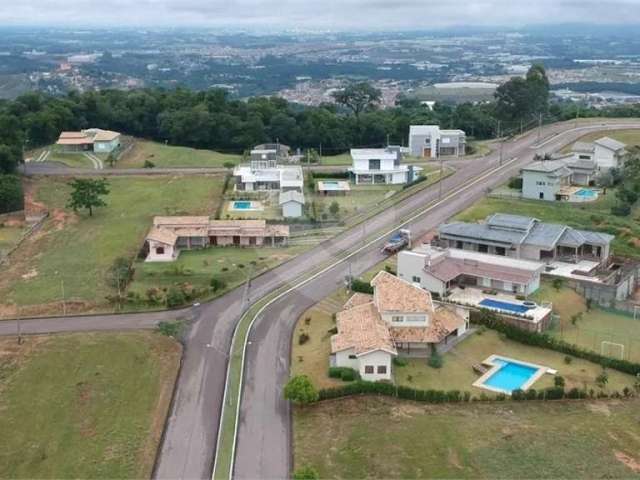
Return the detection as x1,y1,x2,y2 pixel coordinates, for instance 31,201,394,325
331,301,396,356
371,270,433,313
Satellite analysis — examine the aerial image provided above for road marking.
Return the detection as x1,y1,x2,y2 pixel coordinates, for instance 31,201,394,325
213,150,529,480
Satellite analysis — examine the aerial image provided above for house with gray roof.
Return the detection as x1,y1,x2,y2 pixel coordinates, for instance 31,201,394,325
520,156,598,201
279,190,305,218
438,213,613,265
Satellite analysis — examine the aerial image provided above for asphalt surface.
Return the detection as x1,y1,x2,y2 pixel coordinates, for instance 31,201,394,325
4,119,640,480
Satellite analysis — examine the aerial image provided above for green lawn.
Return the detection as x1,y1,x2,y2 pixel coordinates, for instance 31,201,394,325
531,281,640,363
0,175,224,315
396,329,634,395
0,331,181,478
454,194,640,258
319,153,352,166
47,151,95,169
118,140,242,168
130,244,306,301
0,225,24,257
294,396,640,479
562,128,640,153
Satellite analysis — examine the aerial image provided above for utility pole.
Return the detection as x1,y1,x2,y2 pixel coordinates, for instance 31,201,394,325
438,151,444,200
537,113,543,142
499,139,504,166
575,104,580,129
61,278,66,316
386,133,390,147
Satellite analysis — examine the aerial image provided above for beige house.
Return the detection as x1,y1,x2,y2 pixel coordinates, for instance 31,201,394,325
145,216,289,262
331,271,468,381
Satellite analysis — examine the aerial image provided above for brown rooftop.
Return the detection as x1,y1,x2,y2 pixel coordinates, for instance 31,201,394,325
371,270,433,313
331,300,397,356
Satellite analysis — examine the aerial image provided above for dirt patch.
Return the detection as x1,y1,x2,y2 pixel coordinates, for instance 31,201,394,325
447,447,463,470
390,402,424,418
586,402,611,416
21,268,38,280
614,451,640,474
22,180,48,217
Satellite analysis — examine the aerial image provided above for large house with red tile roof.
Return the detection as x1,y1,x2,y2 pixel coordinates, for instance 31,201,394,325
331,271,469,381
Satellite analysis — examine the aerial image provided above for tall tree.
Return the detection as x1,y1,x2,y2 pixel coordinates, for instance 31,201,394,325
495,64,550,126
66,178,110,216
332,82,381,119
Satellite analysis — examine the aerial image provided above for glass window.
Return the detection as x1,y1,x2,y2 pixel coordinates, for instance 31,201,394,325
348,354,357,359
156,246,165,254
364,365,374,374
412,276,421,283
377,365,387,374
391,316,403,323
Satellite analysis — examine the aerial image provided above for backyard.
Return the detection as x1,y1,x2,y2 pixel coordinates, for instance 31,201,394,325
454,194,640,258
294,396,640,479
0,331,181,478
115,139,242,169
0,175,224,316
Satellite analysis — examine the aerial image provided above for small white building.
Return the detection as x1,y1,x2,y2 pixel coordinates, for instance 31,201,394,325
145,227,179,262
279,190,305,218
408,125,466,158
349,147,421,185
521,160,573,201
331,271,468,380
593,137,626,170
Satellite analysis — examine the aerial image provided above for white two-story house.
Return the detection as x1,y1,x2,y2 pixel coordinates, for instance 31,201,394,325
408,125,466,158
331,271,468,381
349,147,421,185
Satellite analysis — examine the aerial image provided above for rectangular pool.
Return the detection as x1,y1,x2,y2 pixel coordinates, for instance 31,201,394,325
575,188,597,198
233,201,252,210
479,298,529,314
474,356,548,394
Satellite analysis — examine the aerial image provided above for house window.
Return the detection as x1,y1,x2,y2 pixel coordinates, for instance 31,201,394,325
391,316,403,323
348,354,357,359
377,365,387,374
495,247,506,256
364,365,374,374
368,159,381,170
412,276,421,283
156,246,165,254
478,244,488,253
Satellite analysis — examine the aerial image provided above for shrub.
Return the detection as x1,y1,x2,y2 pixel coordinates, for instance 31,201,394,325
328,367,358,382
327,326,338,335
0,174,24,214
393,357,408,367
210,277,227,292
351,278,373,294
223,161,236,169
427,352,443,369
284,375,319,405
156,320,183,337
611,203,631,216
106,256,134,292
554,375,565,388
143,159,155,168
507,176,523,190
544,387,565,400
166,287,187,308
552,278,564,291
293,465,319,480
298,332,310,345
596,369,609,388
511,389,525,400
564,355,573,364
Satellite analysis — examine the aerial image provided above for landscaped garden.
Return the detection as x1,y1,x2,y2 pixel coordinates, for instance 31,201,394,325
294,396,640,479
0,331,181,478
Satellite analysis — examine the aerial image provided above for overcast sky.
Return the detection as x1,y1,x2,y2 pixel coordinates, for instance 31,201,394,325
4,0,640,30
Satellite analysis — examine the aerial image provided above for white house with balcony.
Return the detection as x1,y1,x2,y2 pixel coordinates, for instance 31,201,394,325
349,147,421,185
408,125,466,158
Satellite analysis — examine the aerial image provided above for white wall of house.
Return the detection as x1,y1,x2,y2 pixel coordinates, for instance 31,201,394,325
93,138,120,153
357,350,393,381
594,145,620,170
146,240,177,262
334,348,360,370
522,171,562,201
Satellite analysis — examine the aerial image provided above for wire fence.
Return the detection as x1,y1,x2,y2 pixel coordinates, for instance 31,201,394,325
552,324,640,363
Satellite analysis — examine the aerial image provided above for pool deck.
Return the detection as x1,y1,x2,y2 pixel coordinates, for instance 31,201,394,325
448,287,552,324
472,354,554,395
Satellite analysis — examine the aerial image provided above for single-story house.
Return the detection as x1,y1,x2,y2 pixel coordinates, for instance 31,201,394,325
331,271,468,381
144,216,289,262
408,125,466,158
279,190,305,218
438,213,614,266
56,128,121,153
398,245,545,297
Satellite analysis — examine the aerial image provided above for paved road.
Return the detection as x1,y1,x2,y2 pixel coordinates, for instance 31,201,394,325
4,119,640,480
232,119,640,480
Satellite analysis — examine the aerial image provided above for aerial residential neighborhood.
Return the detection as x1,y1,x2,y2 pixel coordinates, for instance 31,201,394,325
2,4,640,480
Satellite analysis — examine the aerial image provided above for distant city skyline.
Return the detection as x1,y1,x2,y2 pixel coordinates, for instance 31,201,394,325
3,0,640,30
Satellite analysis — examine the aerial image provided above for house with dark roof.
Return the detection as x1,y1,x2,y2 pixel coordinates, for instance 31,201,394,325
437,213,613,266
594,136,626,170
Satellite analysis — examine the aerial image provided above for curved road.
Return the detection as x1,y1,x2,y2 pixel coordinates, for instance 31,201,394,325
3,119,639,480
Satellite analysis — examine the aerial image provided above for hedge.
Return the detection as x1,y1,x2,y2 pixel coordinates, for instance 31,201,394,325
471,309,640,376
328,367,359,382
350,278,373,294
310,171,350,180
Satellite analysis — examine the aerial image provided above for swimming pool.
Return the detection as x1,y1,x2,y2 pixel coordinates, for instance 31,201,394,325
233,201,252,209
479,298,531,314
474,356,548,394
575,188,597,198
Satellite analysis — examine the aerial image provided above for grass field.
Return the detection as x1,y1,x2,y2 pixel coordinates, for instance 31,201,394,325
454,194,640,258
118,140,242,168
531,281,640,362
562,128,640,153
294,396,640,479
47,151,96,169
0,225,24,257
0,331,181,478
0,175,224,316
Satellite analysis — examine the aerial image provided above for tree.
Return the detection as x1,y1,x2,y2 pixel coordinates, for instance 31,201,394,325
551,278,564,291
283,375,318,405
293,466,319,480
66,178,110,216
0,174,24,214
495,64,550,125
329,201,340,217
106,256,133,293
332,82,381,119
0,144,21,174
595,369,609,388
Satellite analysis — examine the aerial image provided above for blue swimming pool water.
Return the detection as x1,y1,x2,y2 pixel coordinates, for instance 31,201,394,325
482,359,539,392
575,188,597,198
233,201,252,209
479,298,530,314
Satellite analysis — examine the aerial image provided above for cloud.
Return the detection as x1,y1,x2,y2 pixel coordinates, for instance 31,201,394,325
3,0,640,29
